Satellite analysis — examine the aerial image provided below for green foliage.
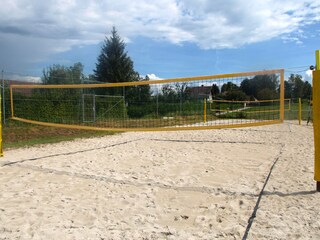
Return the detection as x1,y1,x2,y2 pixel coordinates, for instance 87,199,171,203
221,82,239,93
4,88,11,120
257,88,277,100
42,62,85,84
126,83,152,104
127,103,152,118
17,89,83,123
159,83,191,103
175,83,190,100
95,97,127,120
240,74,312,100
210,84,220,96
161,84,176,99
240,74,278,99
289,74,304,98
303,81,312,99
240,78,252,96
284,80,292,99
126,98,203,119
125,77,153,118
286,74,312,99
221,89,248,101
212,84,248,101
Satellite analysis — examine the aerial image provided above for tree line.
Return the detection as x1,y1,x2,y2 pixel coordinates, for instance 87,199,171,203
210,73,312,102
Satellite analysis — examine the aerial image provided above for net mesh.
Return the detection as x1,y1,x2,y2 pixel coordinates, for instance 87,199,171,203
10,69,284,131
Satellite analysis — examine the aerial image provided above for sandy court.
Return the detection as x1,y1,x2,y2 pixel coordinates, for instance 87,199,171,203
0,122,319,239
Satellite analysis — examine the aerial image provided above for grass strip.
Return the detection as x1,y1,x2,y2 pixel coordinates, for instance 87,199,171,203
3,120,115,150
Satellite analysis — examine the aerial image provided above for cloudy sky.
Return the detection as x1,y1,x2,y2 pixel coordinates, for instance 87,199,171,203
1,0,319,81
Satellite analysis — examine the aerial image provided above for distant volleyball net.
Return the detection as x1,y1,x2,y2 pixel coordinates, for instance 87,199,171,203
10,69,285,131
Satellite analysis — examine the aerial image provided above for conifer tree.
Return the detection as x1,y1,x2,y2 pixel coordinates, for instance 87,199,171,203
94,27,139,83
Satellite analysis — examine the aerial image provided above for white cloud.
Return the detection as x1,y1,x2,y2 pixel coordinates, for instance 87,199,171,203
0,0,320,71
5,74,41,83
304,69,313,82
146,73,163,80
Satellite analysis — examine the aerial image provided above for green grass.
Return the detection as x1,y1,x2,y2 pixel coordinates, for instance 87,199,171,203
284,102,312,121
208,101,312,122
3,120,115,150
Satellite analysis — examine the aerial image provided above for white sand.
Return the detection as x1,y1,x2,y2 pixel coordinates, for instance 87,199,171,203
0,121,319,239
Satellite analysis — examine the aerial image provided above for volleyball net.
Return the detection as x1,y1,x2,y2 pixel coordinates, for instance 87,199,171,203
10,69,284,131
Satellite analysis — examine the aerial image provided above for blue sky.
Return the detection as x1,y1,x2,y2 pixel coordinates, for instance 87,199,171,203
0,0,319,82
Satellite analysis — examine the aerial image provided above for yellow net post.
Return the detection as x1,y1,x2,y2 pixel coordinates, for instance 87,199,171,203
298,98,302,125
313,50,320,191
